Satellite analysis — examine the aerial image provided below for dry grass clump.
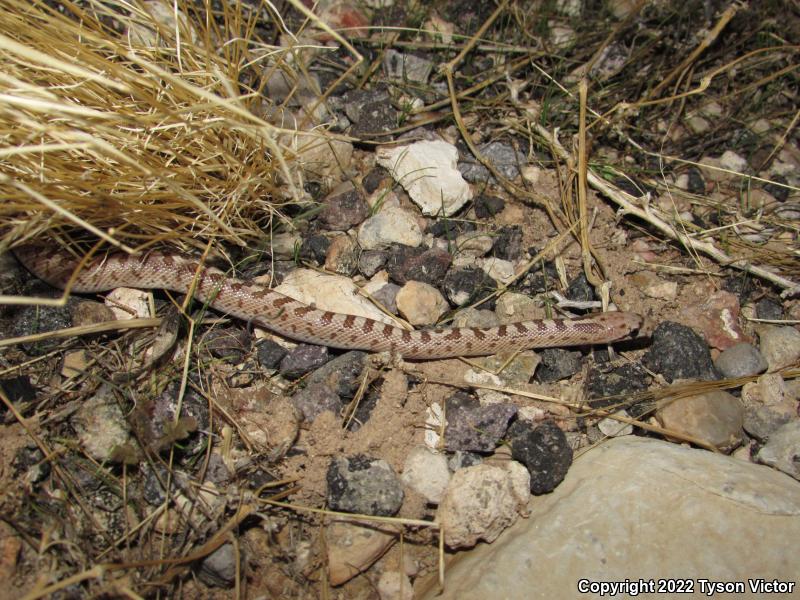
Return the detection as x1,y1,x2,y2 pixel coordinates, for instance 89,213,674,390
0,0,311,254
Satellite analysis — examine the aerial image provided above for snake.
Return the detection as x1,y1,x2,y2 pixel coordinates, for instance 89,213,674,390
14,246,643,359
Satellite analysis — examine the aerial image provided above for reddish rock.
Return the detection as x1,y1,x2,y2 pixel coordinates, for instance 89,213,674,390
684,290,750,350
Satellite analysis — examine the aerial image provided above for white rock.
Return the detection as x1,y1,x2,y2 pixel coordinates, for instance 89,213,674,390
422,437,800,600
72,387,133,461
275,269,395,325
478,257,515,285
495,292,543,321
127,1,197,46
358,206,423,249
376,140,472,216
504,460,532,511
756,421,800,480
396,281,449,326
436,464,524,548
719,150,749,174
284,132,353,184
759,325,800,372
105,287,151,320
455,232,494,257
598,410,634,437
378,571,413,600
401,446,451,504
549,22,576,49
425,402,444,449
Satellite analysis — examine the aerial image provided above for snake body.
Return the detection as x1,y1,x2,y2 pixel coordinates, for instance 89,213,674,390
14,247,643,359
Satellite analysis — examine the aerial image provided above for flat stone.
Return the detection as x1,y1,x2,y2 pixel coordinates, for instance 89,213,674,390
715,343,768,378
758,325,800,372
377,140,472,217
327,520,397,586
357,206,423,249
421,437,800,600
656,389,745,453
396,281,449,326
756,421,800,480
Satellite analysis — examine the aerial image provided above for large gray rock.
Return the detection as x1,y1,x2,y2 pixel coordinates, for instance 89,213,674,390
421,437,800,599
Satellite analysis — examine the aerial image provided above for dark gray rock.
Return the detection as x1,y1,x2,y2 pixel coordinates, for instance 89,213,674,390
198,543,237,588
0,375,36,403
685,166,706,194
299,235,330,265
279,344,330,379
642,321,719,382
755,297,784,321
565,273,595,303
12,304,73,355
535,348,583,382
327,455,404,516
507,420,573,495
428,219,475,238
444,392,517,452
763,175,789,202
370,282,400,314
363,167,389,194
358,250,387,278
491,226,523,261
291,383,342,422
203,327,251,362
458,141,526,183
442,267,497,308
306,351,369,398
473,194,505,218
256,339,288,369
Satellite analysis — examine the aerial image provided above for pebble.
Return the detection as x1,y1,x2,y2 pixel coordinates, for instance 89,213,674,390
290,383,342,422
684,290,749,350
656,389,744,453
473,194,505,218
442,267,496,307
323,234,359,276
203,327,250,362
378,571,414,600
400,446,451,504
318,181,370,231
105,287,151,319
422,437,800,600
198,543,236,588
376,140,472,217
491,225,523,261
758,325,800,372
478,257,515,285
443,393,517,452
458,141,526,183
386,245,452,285
428,218,474,238
719,149,749,173
494,292,542,321
535,348,582,382
358,250,387,278
396,281,449,326
143,384,208,454
278,344,329,379
327,520,396,586
357,206,423,249
256,339,288,369
597,410,634,437
629,271,678,300
642,321,719,382
342,87,390,124
0,375,36,403
62,349,89,378
714,342,767,378
12,304,72,355
755,421,800,480
436,464,525,548
507,420,573,494
299,234,330,265
306,351,368,398
70,299,117,326
468,351,540,387
345,91,399,139
327,455,404,516
451,307,499,329
585,363,651,407
71,387,133,462
755,297,784,320
383,48,434,83
564,273,595,302
455,232,494,257
369,281,400,314
741,373,795,442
